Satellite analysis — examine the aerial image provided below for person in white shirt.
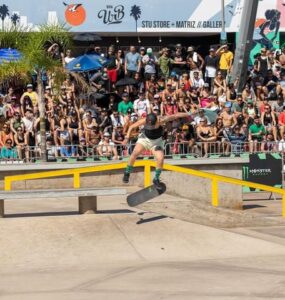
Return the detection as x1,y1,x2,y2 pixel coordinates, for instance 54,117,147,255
64,49,75,65
110,110,125,127
190,71,205,90
133,91,151,117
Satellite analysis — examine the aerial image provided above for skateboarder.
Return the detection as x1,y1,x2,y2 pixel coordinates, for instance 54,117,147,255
122,112,192,186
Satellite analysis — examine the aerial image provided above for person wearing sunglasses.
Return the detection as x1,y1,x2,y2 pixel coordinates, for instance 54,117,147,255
0,138,17,160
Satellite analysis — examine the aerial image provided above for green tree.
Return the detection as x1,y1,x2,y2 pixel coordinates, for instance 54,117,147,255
10,13,20,27
130,5,141,33
0,24,71,161
0,4,9,30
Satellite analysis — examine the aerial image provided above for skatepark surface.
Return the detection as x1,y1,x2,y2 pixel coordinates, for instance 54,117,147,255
1,189,285,299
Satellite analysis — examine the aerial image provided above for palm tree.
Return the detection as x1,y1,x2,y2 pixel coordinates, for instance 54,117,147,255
0,24,72,161
130,5,141,33
0,4,9,30
10,13,20,27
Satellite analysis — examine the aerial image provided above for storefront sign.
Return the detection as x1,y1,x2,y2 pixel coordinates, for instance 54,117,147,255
3,0,283,33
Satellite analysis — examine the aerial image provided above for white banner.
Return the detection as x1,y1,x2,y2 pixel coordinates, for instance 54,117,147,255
2,0,282,33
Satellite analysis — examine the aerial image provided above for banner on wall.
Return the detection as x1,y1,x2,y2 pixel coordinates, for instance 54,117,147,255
242,153,282,192
2,0,283,34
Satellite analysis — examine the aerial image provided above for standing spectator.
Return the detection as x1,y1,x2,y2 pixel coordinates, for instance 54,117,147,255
257,48,271,78
216,44,234,78
142,48,158,80
133,91,151,117
205,48,219,90
106,47,120,86
125,46,141,78
158,48,174,78
20,84,39,108
118,93,133,116
186,46,204,80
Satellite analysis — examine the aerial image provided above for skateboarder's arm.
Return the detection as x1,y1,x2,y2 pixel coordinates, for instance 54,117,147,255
123,118,146,143
161,112,193,123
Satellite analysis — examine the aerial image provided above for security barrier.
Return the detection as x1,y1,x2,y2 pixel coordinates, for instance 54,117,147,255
1,141,284,163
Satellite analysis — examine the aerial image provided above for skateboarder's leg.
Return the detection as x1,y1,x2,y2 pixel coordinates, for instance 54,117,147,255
152,146,164,186
123,143,146,183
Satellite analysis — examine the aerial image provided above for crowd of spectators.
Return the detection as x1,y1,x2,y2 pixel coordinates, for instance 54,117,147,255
1,42,285,161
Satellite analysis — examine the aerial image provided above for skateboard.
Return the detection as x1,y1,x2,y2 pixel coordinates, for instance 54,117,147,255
127,183,166,207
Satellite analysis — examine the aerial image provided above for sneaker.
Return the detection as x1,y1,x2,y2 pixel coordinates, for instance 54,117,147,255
123,172,130,183
153,178,162,189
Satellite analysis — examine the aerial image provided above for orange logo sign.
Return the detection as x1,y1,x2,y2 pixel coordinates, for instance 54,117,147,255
63,2,86,26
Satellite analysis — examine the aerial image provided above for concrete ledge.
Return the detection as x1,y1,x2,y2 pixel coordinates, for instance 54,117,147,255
0,188,127,199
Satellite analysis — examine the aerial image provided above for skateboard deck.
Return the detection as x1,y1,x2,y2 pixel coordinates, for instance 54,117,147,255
127,183,166,207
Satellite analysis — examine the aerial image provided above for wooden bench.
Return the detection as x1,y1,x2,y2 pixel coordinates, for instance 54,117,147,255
0,188,127,217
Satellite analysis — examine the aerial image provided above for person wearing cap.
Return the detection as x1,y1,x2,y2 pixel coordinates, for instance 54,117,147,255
205,47,219,90
158,48,174,78
125,46,141,79
122,111,193,186
142,47,158,80
133,91,151,118
215,44,234,78
118,93,133,116
98,131,119,160
186,46,204,81
20,84,39,108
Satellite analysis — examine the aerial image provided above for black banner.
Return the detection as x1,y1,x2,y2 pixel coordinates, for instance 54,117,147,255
243,154,282,190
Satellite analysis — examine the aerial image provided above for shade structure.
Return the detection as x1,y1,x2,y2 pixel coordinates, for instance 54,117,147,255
66,54,108,72
0,48,22,64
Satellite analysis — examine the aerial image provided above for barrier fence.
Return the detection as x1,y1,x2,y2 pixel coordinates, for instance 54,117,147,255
1,141,285,163
3,160,285,217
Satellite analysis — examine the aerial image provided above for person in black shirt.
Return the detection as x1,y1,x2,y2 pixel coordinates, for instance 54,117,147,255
122,112,192,186
263,69,281,99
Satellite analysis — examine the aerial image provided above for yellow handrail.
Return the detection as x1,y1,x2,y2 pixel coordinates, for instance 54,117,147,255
3,160,285,217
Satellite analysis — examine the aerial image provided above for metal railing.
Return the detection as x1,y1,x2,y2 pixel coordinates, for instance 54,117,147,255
3,160,285,217
1,141,285,163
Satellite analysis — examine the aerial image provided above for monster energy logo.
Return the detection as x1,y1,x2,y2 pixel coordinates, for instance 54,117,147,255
243,166,272,180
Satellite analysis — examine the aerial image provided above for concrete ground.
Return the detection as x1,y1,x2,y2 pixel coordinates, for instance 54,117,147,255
1,190,285,300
